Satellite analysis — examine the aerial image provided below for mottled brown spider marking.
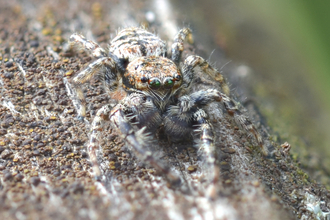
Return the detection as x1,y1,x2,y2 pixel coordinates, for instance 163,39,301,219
110,27,166,62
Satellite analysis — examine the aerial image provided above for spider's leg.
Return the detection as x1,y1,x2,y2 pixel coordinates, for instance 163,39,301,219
110,105,181,186
182,55,230,95
164,103,219,194
166,90,220,162
174,89,265,154
69,33,107,58
177,89,222,113
193,109,220,197
164,89,223,140
219,92,266,154
171,28,193,64
71,57,117,120
193,109,217,168
89,104,115,179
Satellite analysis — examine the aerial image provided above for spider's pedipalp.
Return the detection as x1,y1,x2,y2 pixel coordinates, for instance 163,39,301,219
171,28,193,64
182,55,230,95
69,33,107,58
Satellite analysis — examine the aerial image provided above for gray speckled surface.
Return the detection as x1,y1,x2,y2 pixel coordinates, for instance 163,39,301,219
0,0,328,219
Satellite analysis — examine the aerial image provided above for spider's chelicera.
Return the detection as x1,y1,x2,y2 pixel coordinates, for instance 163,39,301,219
68,27,264,184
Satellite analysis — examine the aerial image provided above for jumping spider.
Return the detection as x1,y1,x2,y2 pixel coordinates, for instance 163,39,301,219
68,27,264,184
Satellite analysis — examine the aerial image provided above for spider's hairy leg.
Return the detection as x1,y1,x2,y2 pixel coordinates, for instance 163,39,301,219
89,104,114,179
111,105,181,186
69,33,107,58
164,89,223,140
165,90,221,163
193,110,217,169
177,89,222,113
173,89,266,154
171,28,193,64
182,55,230,95
71,57,117,120
219,93,267,155
164,102,219,193
193,109,220,197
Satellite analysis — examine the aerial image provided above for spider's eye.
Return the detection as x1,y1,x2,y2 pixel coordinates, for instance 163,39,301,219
149,78,161,89
140,76,148,83
174,74,181,81
164,78,174,89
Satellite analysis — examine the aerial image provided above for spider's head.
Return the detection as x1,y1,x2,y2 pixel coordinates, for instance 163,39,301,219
124,56,182,108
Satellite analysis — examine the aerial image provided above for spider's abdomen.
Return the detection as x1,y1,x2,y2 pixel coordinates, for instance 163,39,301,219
109,27,166,62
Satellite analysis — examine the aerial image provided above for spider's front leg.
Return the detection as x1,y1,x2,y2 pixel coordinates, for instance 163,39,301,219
69,33,107,58
181,56,266,153
112,94,181,185
166,88,265,175
182,55,230,95
193,109,218,172
164,95,219,193
165,91,221,169
71,57,118,120
89,93,181,185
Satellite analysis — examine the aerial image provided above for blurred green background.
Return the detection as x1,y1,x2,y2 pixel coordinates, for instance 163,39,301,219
235,0,330,111
172,0,330,185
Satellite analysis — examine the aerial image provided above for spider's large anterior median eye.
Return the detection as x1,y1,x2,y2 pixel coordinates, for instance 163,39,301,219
164,78,174,89
149,78,161,89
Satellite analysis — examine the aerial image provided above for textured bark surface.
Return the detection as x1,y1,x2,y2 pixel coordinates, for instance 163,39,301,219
0,0,329,219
